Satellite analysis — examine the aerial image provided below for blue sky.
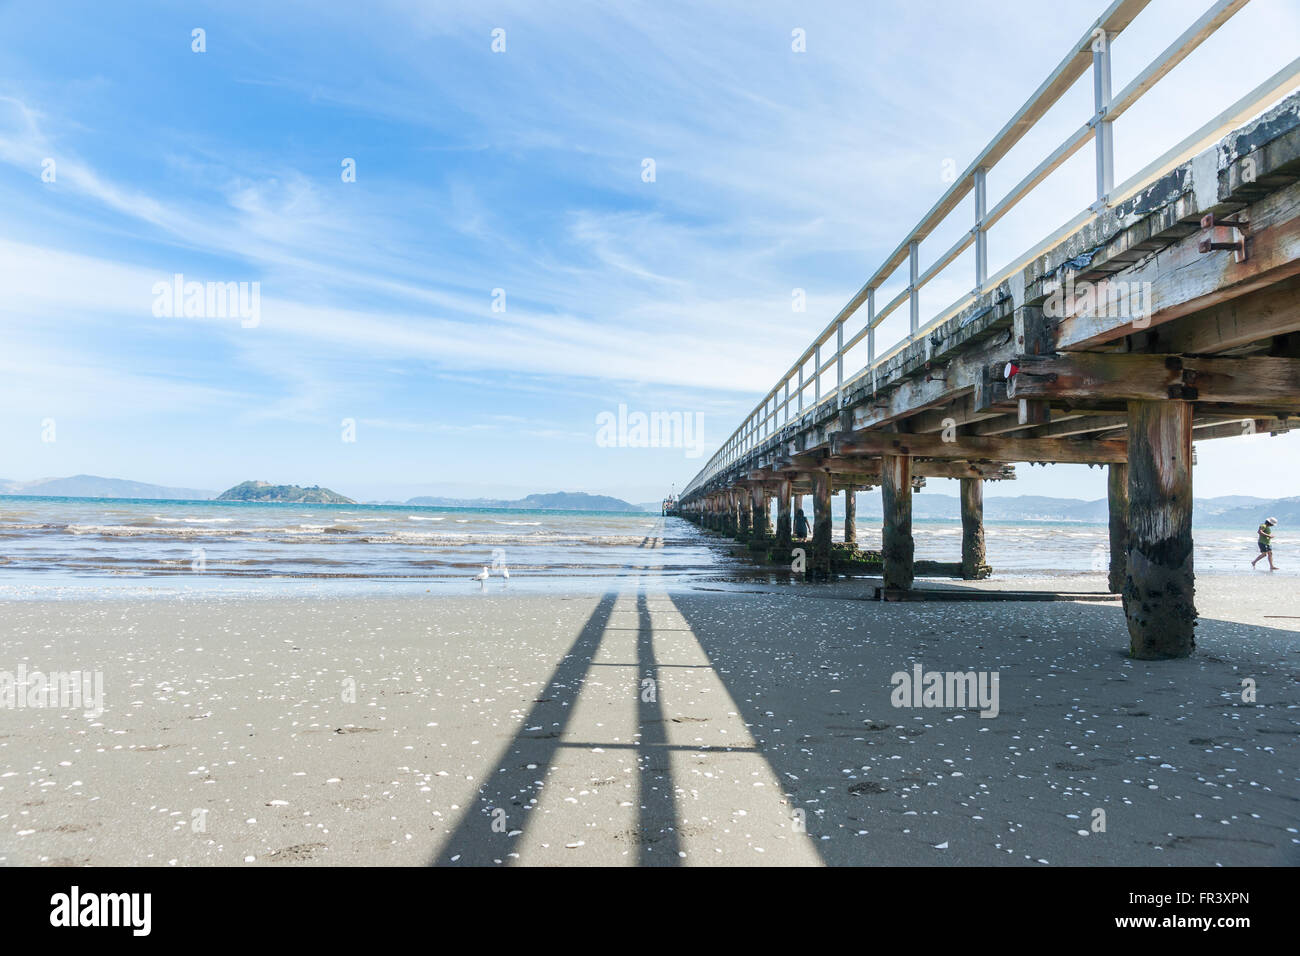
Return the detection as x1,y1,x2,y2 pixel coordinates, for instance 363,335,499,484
2,0,1298,504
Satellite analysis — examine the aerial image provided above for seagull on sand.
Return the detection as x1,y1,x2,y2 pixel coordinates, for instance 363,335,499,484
474,566,489,583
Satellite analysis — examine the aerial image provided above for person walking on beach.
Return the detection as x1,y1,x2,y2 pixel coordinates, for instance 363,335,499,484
1251,517,1279,570
793,508,810,541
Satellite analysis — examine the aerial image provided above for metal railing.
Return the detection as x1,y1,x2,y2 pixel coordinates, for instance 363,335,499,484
681,0,1300,498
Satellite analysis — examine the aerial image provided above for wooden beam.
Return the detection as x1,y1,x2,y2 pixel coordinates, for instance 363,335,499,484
973,410,1098,436
916,461,1018,480
1192,417,1294,440
1010,353,1300,405
848,336,1016,433
907,394,1006,433
833,432,1127,464
1053,178,1300,351
807,457,1016,480
1028,414,1128,438
1139,273,1300,354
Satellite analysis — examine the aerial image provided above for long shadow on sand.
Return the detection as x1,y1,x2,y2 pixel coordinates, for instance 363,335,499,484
432,586,682,865
659,585,1300,866
430,567,1298,865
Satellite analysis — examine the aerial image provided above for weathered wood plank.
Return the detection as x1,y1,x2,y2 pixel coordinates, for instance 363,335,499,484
1009,353,1300,404
1139,272,1300,354
835,432,1128,464
1052,178,1300,350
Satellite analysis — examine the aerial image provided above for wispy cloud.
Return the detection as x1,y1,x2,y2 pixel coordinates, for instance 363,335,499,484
1,0,1297,499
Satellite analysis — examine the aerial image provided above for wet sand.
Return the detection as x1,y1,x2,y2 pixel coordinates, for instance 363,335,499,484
0,571,1296,866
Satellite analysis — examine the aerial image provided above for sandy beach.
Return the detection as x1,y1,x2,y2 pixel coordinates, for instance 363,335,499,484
1,567,1295,867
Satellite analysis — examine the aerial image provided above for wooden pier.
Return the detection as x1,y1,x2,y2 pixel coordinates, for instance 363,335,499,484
673,0,1300,660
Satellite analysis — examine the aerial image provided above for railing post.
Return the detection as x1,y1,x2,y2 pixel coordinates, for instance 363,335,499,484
814,345,821,404
908,239,919,339
867,287,876,366
1091,28,1113,206
973,167,988,292
798,364,804,413
836,319,844,400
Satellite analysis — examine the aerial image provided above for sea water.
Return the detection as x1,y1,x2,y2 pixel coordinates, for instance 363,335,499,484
0,495,1283,599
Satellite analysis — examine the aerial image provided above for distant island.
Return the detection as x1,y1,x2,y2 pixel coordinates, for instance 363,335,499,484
404,491,645,512
216,481,356,504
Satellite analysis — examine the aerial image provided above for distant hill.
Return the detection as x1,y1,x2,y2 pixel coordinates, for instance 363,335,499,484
405,491,642,512
216,481,355,504
1206,496,1300,528
0,474,216,500
811,493,1284,524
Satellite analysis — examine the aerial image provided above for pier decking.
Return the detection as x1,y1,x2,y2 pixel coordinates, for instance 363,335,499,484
673,0,1300,660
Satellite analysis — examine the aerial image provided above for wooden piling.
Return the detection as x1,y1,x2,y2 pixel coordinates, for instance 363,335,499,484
811,473,832,579
751,484,771,540
881,454,914,590
1107,462,1128,593
959,477,987,579
1123,400,1196,659
737,487,751,539
775,479,792,550
842,485,857,546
